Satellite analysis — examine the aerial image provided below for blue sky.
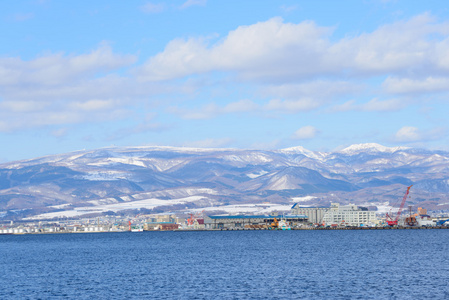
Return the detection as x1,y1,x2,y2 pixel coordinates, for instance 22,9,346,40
1,0,449,162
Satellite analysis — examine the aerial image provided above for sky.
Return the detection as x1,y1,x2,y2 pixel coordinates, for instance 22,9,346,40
1,0,449,162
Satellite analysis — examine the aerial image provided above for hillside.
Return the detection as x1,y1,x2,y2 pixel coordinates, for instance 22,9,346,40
1,143,449,220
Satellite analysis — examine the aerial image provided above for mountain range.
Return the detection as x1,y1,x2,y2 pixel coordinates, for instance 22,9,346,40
1,143,449,220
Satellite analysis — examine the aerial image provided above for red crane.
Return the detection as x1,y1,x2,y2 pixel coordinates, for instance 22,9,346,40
187,210,204,226
386,185,412,226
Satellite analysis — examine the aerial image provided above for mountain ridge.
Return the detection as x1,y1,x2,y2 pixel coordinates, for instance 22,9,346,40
1,143,449,220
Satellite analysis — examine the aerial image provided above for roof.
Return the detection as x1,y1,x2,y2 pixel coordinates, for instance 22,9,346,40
145,222,177,224
208,215,270,219
291,204,330,209
207,214,307,220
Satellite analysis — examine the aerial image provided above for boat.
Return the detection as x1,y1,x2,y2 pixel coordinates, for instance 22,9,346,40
269,217,292,230
131,226,144,232
416,215,434,227
278,219,291,230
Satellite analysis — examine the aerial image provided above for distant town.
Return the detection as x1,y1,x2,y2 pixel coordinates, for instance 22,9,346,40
3,202,449,235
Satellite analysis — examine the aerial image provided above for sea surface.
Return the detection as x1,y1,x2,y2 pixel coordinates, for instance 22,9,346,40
1,230,449,299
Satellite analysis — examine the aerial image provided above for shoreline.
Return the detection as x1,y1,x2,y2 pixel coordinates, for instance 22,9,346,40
2,225,449,235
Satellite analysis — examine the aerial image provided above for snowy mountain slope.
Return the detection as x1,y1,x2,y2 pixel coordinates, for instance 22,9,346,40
2,143,449,219
338,143,409,155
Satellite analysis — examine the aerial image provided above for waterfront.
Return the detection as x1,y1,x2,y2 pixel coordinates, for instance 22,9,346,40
1,230,449,299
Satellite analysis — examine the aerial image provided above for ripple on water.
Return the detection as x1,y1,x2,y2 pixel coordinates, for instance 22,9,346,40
1,230,449,299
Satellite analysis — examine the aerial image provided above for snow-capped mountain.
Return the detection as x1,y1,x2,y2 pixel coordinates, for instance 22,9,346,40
1,144,449,220
337,143,409,155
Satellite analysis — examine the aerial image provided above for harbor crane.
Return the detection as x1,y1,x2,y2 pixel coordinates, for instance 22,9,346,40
386,185,413,226
187,210,204,226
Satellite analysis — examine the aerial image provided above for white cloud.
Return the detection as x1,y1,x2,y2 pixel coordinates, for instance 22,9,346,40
0,46,193,133
362,98,404,111
0,100,48,113
280,5,298,13
169,99,259,120
292,126,319,140
169,80,358,119
180,0,207,9
168,103,219,120
135,14,449,83
135,17,333,82
140,2,165,14
394,126,445,143
0,74,182,103
107,116,170,141
264,98,319,112
383,76,449,94
332,98,404,112
395,126,421,142
182,138,233,148
51,128,68,138
169,95,327,119
222,99,259,113
68,99,119,111
261,80,360,113
331,13,449,75
0,108,130,132
3,13,449,140
261,81,359,99
331,100,357,112
0,44,136,86
250,139,282,150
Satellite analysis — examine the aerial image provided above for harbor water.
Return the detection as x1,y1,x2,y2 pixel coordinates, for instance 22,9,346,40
1,230,449,299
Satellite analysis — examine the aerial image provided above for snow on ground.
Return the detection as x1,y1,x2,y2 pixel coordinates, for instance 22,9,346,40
107,157,146,167
81,171,132,181
25,196,209,220
338,143,409,154
48,203,73,209
280,146,327,161
291,196,317,202
146,158,185,172
131,188,218,200
189,203,293,215
374,202,394,214
246,171,268,179
268,175,298,190
87,198,120,206
221,153,273,164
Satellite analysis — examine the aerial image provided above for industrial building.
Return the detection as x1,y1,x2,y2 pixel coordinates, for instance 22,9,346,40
291,203,377,227
322,203,377,227
143,214,183,231
203,214,308,229
290,204,329,224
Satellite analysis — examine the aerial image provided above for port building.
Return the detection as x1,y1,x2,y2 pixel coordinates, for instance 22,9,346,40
204,214,308,229
290,204,329,224
143,214,182,231
322,203,377,227
291,203,377,227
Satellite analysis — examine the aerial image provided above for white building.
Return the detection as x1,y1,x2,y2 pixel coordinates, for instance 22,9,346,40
322,203,377,227
291,204,329,224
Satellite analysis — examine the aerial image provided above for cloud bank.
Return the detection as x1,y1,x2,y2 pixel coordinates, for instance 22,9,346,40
1,13,449,149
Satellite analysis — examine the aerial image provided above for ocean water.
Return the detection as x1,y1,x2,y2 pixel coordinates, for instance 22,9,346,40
1,230,449,299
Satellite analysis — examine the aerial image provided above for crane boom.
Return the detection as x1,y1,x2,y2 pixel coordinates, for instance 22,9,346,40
386,185,412,226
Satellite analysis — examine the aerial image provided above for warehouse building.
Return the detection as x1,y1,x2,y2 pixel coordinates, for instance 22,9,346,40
291,204,329,224
203,214,308,229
